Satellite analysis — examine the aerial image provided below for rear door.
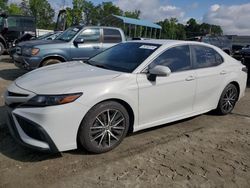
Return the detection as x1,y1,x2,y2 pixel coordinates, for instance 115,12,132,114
71,28,102,60
191,45,226,111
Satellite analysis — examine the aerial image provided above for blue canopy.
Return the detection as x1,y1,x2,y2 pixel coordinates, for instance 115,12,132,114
113,15,162,30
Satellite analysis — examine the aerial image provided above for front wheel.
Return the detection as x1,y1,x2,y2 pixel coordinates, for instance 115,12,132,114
216,84,238,115
78,101,129,153
41,59,62,67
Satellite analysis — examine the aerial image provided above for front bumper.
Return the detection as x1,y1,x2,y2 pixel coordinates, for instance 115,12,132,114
6,106,59,153
13,53,42,70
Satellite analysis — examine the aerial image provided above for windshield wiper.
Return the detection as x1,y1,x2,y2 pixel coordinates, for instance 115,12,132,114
83,60,109,70
83,60,93,65
94,64,109,69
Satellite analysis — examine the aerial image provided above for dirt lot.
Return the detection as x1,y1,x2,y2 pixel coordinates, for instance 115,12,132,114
0,55,250,188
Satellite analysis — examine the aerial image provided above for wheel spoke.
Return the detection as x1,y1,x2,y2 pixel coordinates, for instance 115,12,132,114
108,131,119,140
110,110,118,123
107,110,111,123
98,132,106,146
112,126,125,130
108,132,111,147
96,117,105,127
111,118,124,127
90,126,105,130
91,132,105,142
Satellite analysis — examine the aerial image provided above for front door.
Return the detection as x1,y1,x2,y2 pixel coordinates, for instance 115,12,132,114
137,45,196,129
71,28,102,61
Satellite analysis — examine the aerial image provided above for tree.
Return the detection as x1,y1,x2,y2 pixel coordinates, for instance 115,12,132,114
29,0,55,29
124,10,140,19
8,3,22,14
0,0,8,10
20,0,31,16
96,2,123,25
185,18,200,38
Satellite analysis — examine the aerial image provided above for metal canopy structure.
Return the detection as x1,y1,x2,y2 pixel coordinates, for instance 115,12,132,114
104,15,162,39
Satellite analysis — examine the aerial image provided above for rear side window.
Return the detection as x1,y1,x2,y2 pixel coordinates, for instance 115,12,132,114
150,45,191,72
103,29,122,43
191,45,224,68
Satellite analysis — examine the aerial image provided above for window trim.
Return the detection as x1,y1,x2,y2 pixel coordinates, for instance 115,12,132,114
190,44,224,70
141,44,193,74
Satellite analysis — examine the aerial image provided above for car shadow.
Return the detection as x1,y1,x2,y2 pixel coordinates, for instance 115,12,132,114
0,69,27,81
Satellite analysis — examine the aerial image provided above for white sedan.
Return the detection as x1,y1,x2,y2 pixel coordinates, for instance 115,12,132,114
4,40,248,153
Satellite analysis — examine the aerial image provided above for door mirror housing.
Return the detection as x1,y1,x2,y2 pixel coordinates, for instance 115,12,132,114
74,38,85,46
148,65,171,81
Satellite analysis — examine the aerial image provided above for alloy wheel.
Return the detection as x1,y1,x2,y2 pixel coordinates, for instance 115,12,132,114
221,86,237,113
89,109,126,148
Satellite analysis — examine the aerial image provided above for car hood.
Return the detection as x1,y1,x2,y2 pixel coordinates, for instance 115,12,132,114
18,40,66,48
15,61,121,94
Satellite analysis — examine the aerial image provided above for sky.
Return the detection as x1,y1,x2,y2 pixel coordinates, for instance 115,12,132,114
9,0,250,35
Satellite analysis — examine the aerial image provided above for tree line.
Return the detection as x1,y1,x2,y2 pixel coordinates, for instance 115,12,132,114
0,0,223,39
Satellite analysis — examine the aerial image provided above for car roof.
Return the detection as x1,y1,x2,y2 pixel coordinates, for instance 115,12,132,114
127,39,220,49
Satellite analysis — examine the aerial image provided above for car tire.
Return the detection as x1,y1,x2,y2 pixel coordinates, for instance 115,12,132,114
78,101,130,154
41,59,62,67
0,42,5,56
216,84,238,115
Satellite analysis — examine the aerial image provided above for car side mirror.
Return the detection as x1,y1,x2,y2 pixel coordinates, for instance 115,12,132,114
47,37,53,40
148,65,171,81
74,38,85,46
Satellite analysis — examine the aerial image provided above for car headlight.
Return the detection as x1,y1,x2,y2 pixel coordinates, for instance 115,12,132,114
24,93,82,107
31,48,40,56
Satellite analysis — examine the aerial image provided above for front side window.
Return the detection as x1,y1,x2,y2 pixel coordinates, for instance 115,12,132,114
89,42,160,73
103,29,122,43
76,28,100,43
191,45,224,68
150,45,191,72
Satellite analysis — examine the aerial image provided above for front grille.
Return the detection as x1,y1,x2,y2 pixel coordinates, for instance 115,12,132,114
15,116,46,142
8,91,29,97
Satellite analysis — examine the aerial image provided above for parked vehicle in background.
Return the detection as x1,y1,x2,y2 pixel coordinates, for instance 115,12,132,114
9,31,63,58
4,40,247,153
0,12,36,56
189,36,232,55
13,26,126,70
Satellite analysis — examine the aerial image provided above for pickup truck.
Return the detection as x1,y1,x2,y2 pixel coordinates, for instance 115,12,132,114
13,26,126,70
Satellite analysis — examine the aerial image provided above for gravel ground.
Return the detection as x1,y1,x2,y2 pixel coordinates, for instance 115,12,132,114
0,55,250,188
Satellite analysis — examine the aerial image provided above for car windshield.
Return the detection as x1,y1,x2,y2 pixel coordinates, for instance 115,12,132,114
88,42,161,73
56,27,81,42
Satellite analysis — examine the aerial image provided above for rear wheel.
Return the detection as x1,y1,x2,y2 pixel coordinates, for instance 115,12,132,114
41,59,62,67
78,101,129,153
216,84,238,115
0,42,5,56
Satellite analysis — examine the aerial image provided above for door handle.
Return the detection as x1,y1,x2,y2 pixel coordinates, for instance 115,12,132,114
185,76,195,81
220,70,227,75
93,46,100,49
